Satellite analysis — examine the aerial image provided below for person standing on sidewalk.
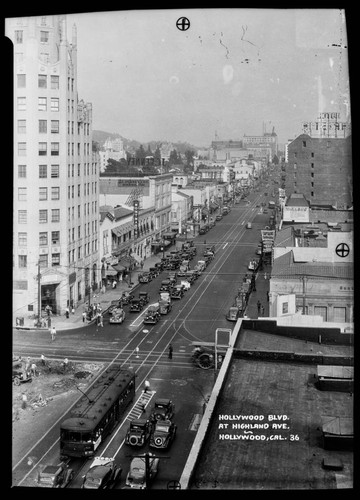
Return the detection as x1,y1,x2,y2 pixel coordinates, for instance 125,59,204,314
168,344,173,359
82,311,86,323
144,380,150,393
65,306,70,319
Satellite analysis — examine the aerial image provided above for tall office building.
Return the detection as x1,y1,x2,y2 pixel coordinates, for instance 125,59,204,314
7,15,100,320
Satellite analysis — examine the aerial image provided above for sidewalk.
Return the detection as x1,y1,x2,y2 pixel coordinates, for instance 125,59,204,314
245,260,271,319
13,252,164,332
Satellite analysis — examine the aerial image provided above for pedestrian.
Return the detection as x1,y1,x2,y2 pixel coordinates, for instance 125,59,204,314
62,358,69,372
261,305,265,316
99,313,103,327
71,306,75,314
50,325,56,341
267,291,269,302
30,363,37,377
82,311,86,323
119,273,123,283
21,393,27,410
47,316,51,328
41,354,46,366
140,260,144,270
65,307,69,319
252,275,256,292
168,344,173,360
144,380,150,393
25,357,31,374
264,272,268,280
112,279,117,289
257,300,261,313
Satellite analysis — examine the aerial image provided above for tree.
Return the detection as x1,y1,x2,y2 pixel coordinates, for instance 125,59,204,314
169,149,179,166
185,149,195,168
136,144,146,159
154,145,161,161
146,144,153,157
272,154,279,165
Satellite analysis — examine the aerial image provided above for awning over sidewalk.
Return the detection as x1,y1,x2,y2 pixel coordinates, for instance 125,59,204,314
112,262,126,272
105,268,118,276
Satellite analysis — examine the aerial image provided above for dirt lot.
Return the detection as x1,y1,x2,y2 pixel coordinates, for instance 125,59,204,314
12,357,104,466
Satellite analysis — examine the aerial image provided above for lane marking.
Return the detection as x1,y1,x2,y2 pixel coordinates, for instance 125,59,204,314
222,242,228,249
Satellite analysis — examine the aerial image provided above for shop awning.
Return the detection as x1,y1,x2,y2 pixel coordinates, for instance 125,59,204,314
112,262,126,272
162,232,177,238
105,267,118,276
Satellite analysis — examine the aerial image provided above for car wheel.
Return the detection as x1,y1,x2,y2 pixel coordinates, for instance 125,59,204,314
155,437,163,446
129,436,139,446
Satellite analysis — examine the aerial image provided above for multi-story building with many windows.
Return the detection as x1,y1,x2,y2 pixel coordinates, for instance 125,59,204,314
7,15,99,320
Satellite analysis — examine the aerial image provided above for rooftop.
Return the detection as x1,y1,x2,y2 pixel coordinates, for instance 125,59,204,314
272,251,354,279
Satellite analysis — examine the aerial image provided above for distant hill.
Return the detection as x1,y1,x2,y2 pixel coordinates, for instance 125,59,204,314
92,130,202,153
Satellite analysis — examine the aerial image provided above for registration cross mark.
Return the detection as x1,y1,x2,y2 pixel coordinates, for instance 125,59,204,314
335,243,350,258
176,17,190,31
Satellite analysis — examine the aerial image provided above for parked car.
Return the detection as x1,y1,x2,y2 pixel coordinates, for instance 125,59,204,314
130,298,143,312
199,227,207,235
170,285,184,300
154,262,164,273
125,453,159,489
36,463,74,488
197,260,207,271
149,267,160,279
180,280,191,291
125,419,152,447
149,419,177,450
13,360,32,386
109,308,126,324
150,399,175,422
138,272,152,283
226,306,242,322
215,214,223,221
120,291,135,305
81,457,122,489
246,222,252,229
108,299,122,315
143,303,161,324
139,291,150,306
167,272,177,284
185,271,197,283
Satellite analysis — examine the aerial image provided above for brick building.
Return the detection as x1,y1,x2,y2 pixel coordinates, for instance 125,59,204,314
285,134,352,208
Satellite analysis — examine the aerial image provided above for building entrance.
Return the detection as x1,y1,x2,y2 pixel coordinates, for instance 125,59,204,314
41,283,58,315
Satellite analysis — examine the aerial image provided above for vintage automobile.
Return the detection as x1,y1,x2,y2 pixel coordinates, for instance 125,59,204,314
193,265,202,277
165,260,178,271
149,267,160,278
203,251,214,262
226,306,242,322
125,453,159,489
130,298,144,312
139,291,150,306
149,419,177,450
125,418,152,447
159,299,172,315
177,265,188,278
143,304,161,324
120,291,135,305
108,299,122,315
159,279,173,292
248,260,258,271
150,399,175,422
36,463,74,488
197,260,207,271
13,359,32,386
170,285,184,300
246,222,252,229
185,270,198,282
138,272,152,283
191,344,226,370
154,262,164,273
167,272,177,284
215,214,223,221
180,280,191,291
81,457,122,489
199,227,207,235
109,308,126,324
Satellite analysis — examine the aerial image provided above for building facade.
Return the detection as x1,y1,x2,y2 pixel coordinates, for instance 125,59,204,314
8,15,99,320
285,133,352,208
99,136,126,172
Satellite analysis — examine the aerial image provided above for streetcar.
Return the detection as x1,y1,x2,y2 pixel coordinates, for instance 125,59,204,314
59,366,135,459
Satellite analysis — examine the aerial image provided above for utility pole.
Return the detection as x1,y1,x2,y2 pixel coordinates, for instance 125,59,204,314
36,260,42,327
302,275,307,314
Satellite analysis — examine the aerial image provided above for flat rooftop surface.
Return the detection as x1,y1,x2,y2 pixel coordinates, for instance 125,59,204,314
236,329,353,358
190,358,353,490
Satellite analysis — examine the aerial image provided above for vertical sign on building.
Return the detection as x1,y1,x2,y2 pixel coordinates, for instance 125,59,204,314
133,200,139,239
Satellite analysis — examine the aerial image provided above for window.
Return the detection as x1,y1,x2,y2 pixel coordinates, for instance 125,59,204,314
18,165,26,178
51,98,59,112
311,191,314,197
311,163,314,168
39,143,47,155
51,165,59,178
38,74,47,88
51,143,59,156
38,97,47,111
16,120,26,135
39,254,48,268
51,120,59,133
18,232,27,246
311,182,314,187
333,307,346,323
40,53,49,64
39,209,48,223
52,253,60,266
17,74,26,88
15,30,23,43
17,143,27,158
78,185,80,197
39,232,48,246
282,302,288,314
51,187,60,200
51,231,60,244
18,255,27,268
311,152,314,158
39,120,47,133
40,31,49,43
311,172,314,178
51,209,60,223
18,210,27,223
51,75,59,89
18,187,27,201
39,187,48,200
302,141,306,147
39,165,47,178
17,97,26,111
314,306,327,322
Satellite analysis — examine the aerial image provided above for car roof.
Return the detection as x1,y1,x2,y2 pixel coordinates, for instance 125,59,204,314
155,398,171,405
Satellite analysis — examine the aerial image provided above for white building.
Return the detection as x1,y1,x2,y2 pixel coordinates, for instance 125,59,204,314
8,15,100,320
99,136,126,172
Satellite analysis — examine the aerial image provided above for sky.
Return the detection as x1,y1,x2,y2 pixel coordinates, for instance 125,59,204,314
61,8,350,148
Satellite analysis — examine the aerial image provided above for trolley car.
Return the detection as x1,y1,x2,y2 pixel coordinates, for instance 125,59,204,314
60,366,135,459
